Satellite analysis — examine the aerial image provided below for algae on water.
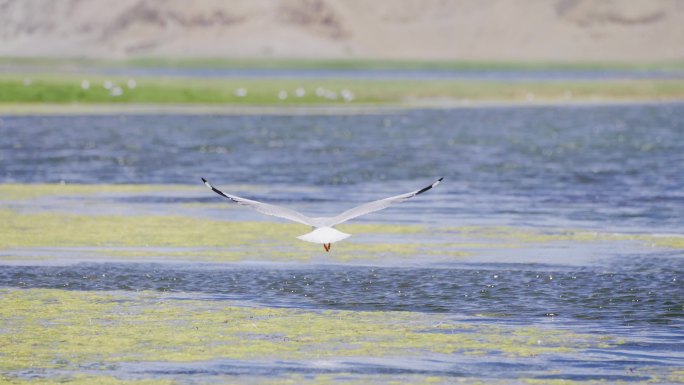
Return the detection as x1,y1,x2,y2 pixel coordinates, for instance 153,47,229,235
0,288,616,382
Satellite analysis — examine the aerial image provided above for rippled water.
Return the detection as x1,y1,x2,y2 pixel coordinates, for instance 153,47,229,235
2,104,684,230
1,103,683,383
2,261,682,325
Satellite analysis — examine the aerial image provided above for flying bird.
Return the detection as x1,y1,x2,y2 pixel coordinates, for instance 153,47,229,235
201,177,443,252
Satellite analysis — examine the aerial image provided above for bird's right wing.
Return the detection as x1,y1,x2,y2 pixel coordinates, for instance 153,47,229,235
201,178,315,226
323,177,443,226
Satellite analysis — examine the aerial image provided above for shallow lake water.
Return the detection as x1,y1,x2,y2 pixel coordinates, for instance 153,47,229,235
6,64,684,81
1,103,683,384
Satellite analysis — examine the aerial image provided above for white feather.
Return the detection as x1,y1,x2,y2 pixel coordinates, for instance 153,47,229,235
202,177,442,245
296,227,351,244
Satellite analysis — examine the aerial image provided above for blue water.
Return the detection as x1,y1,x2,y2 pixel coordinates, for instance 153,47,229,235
3,63,676,81
1,103,684,383
2,103,683,231
2,261,682,326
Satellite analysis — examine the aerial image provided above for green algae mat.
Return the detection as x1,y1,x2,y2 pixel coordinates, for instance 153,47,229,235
1,184,684,384
1,183,682,265
2,73,684,109
1,288,683,385
0,288,645,385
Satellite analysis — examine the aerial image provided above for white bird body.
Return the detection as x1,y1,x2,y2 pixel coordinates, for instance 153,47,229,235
201,177,443,252
296,227,351,244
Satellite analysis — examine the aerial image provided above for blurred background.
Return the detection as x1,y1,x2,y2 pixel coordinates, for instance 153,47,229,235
1,0,682,62
1,0,683,108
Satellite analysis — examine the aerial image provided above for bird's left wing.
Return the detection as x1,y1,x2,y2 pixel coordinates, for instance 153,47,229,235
201,178,315,226
323,177,443,227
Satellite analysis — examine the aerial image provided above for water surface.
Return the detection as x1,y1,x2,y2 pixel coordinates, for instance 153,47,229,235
2,104,683,231
1,103,683,384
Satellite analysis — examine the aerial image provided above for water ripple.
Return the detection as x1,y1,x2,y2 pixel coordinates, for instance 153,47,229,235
1,261,681,327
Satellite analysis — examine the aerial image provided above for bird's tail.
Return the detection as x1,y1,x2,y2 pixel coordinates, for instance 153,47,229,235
297,227,351,244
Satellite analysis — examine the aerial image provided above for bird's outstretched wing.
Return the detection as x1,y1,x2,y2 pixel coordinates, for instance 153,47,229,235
201,178,315,226
323,177,443,227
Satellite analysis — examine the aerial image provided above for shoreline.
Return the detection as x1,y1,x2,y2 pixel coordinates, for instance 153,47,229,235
0,99,682,116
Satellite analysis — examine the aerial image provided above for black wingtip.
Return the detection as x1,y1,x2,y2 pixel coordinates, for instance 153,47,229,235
201,177,207,183
416,177,443,195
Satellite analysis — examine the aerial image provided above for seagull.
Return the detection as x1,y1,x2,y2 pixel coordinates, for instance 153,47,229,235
201,177,443,252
